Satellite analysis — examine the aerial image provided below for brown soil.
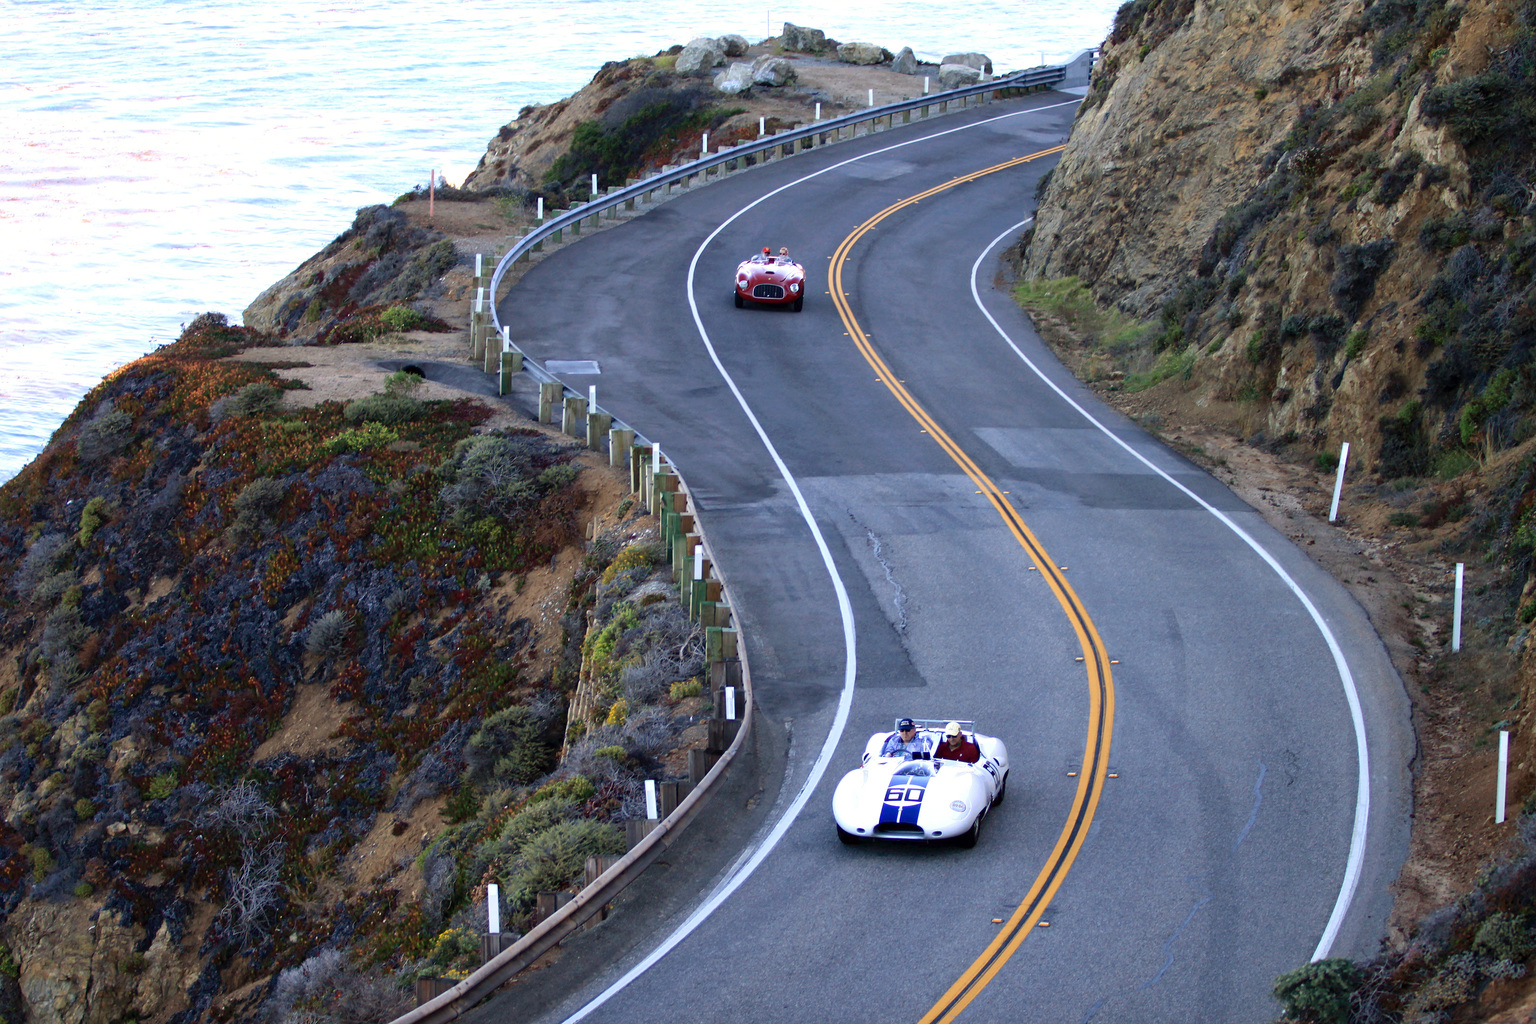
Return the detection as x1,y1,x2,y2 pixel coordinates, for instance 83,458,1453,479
1025,309,1535,949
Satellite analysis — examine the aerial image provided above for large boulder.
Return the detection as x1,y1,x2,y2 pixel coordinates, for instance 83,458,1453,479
838,41,893,65
781,22,830,53
941,51,993,75
938,62,982,89
720,33,750,57
891,46,919,75
677,37,727,74
713,62,755,95
752,55,797,87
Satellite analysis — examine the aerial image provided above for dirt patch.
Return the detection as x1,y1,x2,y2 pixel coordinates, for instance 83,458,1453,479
253,682,353,761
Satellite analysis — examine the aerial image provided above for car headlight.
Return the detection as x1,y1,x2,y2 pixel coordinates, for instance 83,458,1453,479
950,800,967,813
789,282,800,293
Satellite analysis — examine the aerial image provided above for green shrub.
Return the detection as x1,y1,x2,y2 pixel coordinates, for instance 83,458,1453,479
1272,958,1361,1024
28,846,54,882
342,393,421,426
76,406,133,463
228,382,283,416
324,422,399,454
1433,448,1477,480
1125,349,1195,392
1344,328,1369,360
669,679,703,700
147,771,179,800
592,745,628,763
305,609,354,657
73,881,94,898
379,306,428,333
1389,511,1421,528
602,543,657,584
77,497,109,546
1472,911,1534,962
464,706,551,787
500,819,624,907
528,776,595,806
74,798,96,820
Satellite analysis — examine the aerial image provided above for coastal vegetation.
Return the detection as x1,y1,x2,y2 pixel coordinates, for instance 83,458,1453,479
0,311,708,1019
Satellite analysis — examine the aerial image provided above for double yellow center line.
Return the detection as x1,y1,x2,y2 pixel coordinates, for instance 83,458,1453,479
827,146,1114,1024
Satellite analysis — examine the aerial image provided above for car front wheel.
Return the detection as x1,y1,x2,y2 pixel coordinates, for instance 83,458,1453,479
993,771,1008,806
955,815,982,849
837,825,860,846
792,296,804,312
734,292,745,308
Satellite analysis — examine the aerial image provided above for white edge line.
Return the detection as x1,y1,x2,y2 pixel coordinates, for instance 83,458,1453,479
558,98,1082,1024
968,222,1370,961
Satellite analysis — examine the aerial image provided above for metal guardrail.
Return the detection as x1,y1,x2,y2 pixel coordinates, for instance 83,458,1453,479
487,56,1086,321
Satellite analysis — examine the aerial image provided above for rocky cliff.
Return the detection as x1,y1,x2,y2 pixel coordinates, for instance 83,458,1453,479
1027,0,1533,479
1024,1,1536,1018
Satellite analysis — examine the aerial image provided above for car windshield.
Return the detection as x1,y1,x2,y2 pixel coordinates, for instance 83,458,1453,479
892,762,934,777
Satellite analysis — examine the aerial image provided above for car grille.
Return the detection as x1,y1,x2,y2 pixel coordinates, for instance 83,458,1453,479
752,284,785,299
872,822,924,835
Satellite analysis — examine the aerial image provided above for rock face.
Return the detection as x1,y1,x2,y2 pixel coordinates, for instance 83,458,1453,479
1022,0,1524,475
713,62,754,95
780,22,832,53
720,33,749,57
752,55,797,87
676,37,726,74
942,51,993,75
891,46,919,75
938,63,981,89
838,41,892,65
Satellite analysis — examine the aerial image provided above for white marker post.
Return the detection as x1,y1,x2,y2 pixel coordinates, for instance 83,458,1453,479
1328,442,1350,522
644,779,658,820
759,116,765,137
474,252,483,280
693,543,703,581
487,883,501,934
1453,563,1464,653
1497,730,1510,824
725,685,737,721
868,88,874,107
924,76,930,95
536,195,544,222
474,287,484,315
815,101,821,121
701,131,708,155
588,384,597,410
591,172,598,198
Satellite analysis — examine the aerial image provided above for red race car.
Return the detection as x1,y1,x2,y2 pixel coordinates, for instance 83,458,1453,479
735,246,806,311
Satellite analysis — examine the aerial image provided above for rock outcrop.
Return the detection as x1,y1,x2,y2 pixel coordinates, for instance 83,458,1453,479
891,47,919,75
938,63,981,89
780,22,834,54
676,37,727,74
942,51,992,75
713,62,754,95
720,33,749,57
837,41,892,66
752,55,797,87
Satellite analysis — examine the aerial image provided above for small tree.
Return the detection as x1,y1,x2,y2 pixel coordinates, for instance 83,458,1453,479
1273,958,1361,1024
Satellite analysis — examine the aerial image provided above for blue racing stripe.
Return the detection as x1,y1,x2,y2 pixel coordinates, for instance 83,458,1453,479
879,774,930,825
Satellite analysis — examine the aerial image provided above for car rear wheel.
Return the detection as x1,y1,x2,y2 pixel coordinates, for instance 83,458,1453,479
837,825,860,846
734,292,745,308
955,815,982,849
993,771,1008,806
792,296,804,312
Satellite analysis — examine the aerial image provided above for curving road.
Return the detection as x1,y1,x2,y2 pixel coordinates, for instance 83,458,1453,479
477,91,1412,1023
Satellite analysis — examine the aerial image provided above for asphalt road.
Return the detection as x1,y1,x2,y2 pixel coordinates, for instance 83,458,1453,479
475,91,1413,1023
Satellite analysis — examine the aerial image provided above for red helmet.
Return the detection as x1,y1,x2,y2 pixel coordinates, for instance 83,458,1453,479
762,247,771,255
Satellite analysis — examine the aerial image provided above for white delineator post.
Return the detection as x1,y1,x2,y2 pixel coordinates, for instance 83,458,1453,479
588,384,597,411
590,172,598,197
924,76,930,95
759,116,765,137
487,883,501,934
644,779,658,820
815,101,821,121
474,252,483,280
701,131,708,155
1497,730,1510,824
868,88,874,106
1453,562,1465,653
536,195,544,221
725,684,737,721
693,544,703,581
1328,442,1350,522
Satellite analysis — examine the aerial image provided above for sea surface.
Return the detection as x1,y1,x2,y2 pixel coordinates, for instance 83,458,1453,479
0,0,1121,483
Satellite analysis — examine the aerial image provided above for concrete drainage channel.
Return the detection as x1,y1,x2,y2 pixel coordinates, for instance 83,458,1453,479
394,53,1093,1023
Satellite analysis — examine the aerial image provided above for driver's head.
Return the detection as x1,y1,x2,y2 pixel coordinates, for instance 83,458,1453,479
944,721,963,743
897,717,916,738
762,246,771,256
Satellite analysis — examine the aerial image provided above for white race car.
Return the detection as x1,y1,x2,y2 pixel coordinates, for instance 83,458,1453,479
832,719,1009,848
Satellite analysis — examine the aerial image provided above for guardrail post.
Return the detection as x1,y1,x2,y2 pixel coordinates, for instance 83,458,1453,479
587,410,611,451
610,427,634,469
538,381,561,425
630,444,648,494
562,396,588,438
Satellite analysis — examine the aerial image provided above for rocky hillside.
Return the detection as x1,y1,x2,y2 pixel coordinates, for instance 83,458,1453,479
1022,0,1536,1019
0,314,713,1023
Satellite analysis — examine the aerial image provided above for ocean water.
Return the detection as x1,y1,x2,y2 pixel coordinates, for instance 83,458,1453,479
0,0,1121,483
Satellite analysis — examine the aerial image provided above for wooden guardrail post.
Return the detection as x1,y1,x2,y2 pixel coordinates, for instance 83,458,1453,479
609,428,634,469
538,382,561,425
562,396,588,438
587,410,611,451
